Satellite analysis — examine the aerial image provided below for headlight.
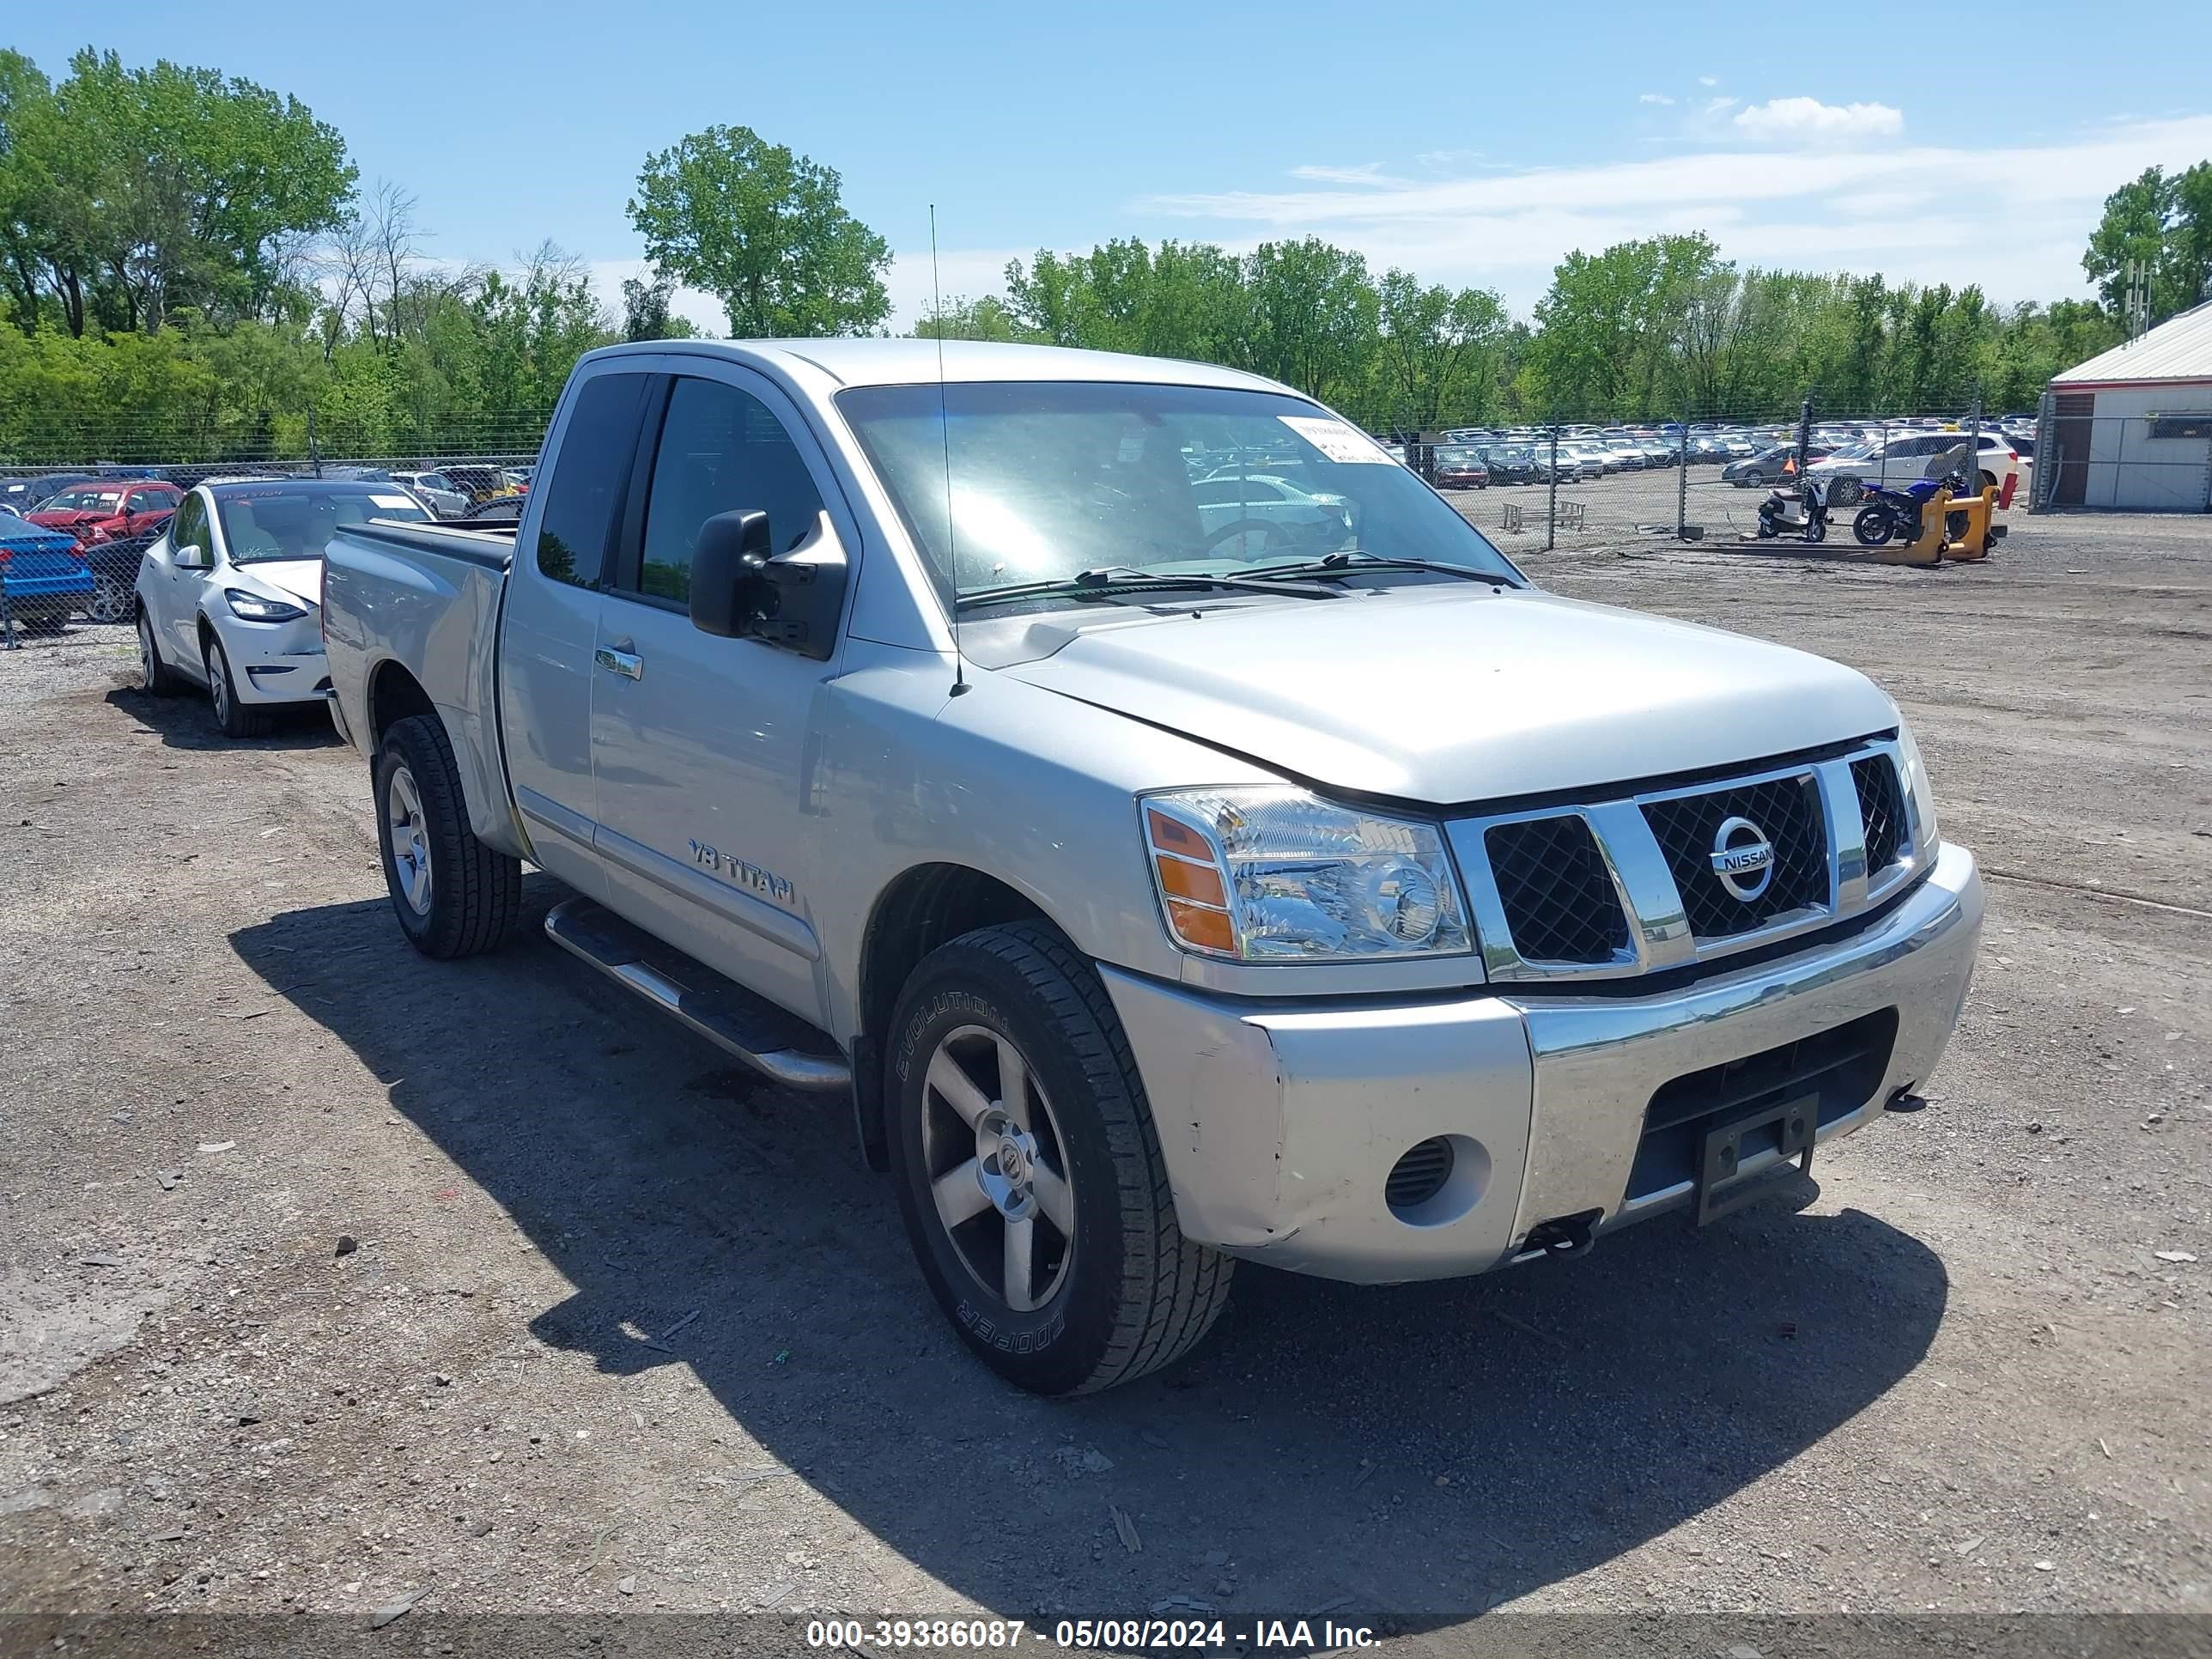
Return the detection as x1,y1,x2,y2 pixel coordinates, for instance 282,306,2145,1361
1896,720,1941,853
223,587,306,623
1142,787,1472,961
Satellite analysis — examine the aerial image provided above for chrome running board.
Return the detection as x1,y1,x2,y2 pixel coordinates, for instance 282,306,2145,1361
544,896,851,1093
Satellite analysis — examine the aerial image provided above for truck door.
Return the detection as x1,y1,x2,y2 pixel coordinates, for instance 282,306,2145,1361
496,365,655,902
586,366,848,1029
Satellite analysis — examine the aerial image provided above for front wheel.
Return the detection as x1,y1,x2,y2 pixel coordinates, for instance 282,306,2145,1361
888,921,1232,1395
373,714,524,958
206,636,272,739
1852,506,1895,547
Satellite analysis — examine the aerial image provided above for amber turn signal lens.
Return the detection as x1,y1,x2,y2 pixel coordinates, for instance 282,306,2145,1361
1147,808,1211,858
1165,899,1236,953
1155,856,1227,908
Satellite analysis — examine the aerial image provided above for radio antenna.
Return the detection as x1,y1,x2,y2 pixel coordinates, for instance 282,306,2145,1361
932,204,968,697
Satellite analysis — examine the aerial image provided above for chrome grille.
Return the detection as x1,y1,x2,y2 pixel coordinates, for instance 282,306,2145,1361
1643,775,1829,939
1450,737,1920,986
1484,815,1629,964
1852,755,1905,874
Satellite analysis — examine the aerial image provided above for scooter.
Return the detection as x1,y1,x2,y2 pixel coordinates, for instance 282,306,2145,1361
1755,475,1832,543
1851,472,1971,548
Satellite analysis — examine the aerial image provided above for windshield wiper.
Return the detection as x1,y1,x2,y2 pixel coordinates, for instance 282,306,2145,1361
1242,550,1508,585
957,564,1341,611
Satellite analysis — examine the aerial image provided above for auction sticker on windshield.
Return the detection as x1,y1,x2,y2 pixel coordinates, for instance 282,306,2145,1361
1279,414,1391,463
370,494,418,509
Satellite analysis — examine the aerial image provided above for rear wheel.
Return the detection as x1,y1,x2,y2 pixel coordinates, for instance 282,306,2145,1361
888,921,1232,1395
1852,506,1895,547
206,637,272,738
85,571,133,624
374,714,524,959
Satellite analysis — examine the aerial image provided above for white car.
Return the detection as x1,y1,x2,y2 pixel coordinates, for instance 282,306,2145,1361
1805,432,2029,498
1190,473,1352,556
387,471,470,518
134,477,432,738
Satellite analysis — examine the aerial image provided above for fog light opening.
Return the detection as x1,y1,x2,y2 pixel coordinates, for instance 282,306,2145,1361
1384,1134,1490,1228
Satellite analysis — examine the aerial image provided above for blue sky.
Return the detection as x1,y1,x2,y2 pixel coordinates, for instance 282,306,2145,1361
15,0,2212,331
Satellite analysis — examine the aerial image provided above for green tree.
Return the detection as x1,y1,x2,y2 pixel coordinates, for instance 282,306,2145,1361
909,294,1037,342
627,125,890,337
1238,237,1376,406
2082,163,2212,325
1371,270,1509,428
620,270,698,342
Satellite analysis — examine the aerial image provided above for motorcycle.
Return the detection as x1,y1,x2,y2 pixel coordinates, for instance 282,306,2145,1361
1851,472,1971,548
1755,474,1832,543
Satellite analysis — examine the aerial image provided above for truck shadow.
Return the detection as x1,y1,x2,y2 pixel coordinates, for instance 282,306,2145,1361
104,684,344,750
232,884,1947,1630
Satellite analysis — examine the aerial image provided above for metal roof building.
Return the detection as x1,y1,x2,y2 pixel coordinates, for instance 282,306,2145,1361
2041,301,2212,511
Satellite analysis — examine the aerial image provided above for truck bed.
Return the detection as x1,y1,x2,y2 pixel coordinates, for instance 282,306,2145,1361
321,514,522,857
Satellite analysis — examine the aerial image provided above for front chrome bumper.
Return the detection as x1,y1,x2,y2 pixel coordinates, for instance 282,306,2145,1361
1101,842,1982,1285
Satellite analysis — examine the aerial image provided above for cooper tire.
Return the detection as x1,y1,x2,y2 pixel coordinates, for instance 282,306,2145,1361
373,714,523,960
207,637,272,738
887,921,1232,1395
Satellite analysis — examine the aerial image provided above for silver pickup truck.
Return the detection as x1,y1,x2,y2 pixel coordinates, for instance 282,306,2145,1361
321,339,1983,1395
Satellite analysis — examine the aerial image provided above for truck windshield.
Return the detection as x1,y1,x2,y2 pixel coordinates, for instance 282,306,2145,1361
836,380,1521,603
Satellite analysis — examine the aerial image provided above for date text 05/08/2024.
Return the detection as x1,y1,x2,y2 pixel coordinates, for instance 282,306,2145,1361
805,1618,1380,1651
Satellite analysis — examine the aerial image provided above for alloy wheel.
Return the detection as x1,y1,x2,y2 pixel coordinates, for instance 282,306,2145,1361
137,614,157,690
920,1024,1075,1313
88,574,131,625
386,763,434,916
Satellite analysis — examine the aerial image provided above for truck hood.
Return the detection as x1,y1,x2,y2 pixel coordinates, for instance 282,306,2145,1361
1000,585,1895,805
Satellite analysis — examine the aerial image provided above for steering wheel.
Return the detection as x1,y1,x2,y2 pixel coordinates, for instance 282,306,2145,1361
1200,517,1295,557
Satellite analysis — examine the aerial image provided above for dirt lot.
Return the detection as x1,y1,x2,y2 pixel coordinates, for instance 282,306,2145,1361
2,477,2208,1648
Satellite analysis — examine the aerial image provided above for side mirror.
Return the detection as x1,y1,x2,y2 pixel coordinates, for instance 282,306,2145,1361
174,543,210,570
689,508,848,662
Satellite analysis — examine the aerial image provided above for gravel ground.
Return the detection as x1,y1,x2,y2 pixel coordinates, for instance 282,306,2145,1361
1,483,2207,1649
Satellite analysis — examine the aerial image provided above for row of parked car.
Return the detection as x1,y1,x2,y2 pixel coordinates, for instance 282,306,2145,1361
0,460,533,635
1418,415,2039,494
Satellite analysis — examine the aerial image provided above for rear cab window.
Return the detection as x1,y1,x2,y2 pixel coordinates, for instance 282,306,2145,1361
536,373,652,589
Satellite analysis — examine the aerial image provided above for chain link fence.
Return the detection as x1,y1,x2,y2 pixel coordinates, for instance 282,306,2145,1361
1398,399,2038,550
0,390,2057,640
2026,390,2212,513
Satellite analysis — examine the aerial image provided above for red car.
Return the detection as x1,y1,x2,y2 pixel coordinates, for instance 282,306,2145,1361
27,479,182,544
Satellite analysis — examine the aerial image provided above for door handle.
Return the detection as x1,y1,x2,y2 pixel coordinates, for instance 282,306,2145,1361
593,647,643,681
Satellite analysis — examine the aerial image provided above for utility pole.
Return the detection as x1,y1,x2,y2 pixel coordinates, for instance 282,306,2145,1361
1677,407,1690,538
1547,424,1559,551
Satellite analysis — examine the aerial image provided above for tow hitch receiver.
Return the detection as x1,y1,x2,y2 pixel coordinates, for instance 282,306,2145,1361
1696,1095,1816,1226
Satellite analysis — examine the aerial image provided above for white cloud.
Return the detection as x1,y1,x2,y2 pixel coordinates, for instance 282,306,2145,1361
1698,75,1718,88
1638,92,1674,106
1135,113,2212,313
1287,162,1410,187
1733,96,1905,144
1703,95,1740,116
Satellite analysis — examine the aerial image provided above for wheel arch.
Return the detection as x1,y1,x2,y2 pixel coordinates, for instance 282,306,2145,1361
849,861,1055,1170
364,656,438,750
